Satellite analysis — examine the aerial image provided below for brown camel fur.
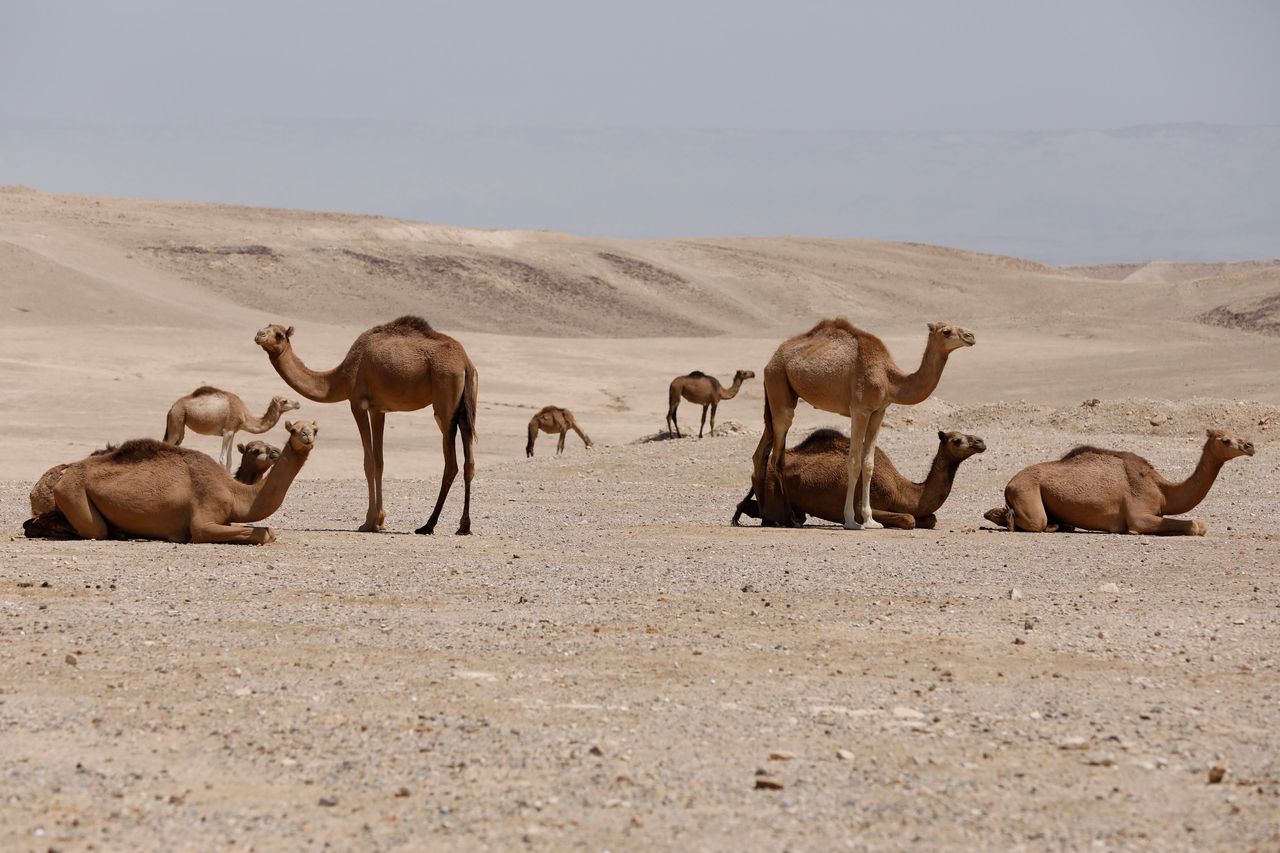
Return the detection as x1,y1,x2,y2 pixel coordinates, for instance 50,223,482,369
24,420,318,544
734,429,986,529
255,316,477,534
527,406,593,457
164,386,300,470
235,440,280,485
751,319,975,530
982,429,1255,536
29,445,116,516
666,369,756,438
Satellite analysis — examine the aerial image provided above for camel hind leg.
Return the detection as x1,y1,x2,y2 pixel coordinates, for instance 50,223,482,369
762,379,798,526
666,384,682,437
52,473,110,540
220,431,237,471
526,420,539,457
1003,483,1053,532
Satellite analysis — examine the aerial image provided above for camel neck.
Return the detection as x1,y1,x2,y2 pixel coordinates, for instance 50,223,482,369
270,345,348,404
890,343,949,405
914,452,962,516
719,377,744,400
1159,443,1225,516
242,399,284,433
231,443,311,522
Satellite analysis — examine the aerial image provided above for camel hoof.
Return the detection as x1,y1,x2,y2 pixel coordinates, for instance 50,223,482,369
1191,520,1207,536
455,526,471,536
843,520,865,530
414,524,435,535
251,527,277,545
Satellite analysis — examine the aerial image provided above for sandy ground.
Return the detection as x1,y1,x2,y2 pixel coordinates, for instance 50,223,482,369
2,191,1279,850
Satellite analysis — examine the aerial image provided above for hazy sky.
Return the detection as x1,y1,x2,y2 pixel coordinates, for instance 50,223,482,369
2,1,1278,261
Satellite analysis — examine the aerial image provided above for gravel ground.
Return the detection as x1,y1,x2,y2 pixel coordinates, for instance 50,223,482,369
2,423,1278,851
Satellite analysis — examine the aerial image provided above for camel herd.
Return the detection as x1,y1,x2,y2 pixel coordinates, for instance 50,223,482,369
22,314,1256,545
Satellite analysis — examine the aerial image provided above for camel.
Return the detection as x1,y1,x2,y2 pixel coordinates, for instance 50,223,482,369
24,420,318,544
751,319,975,530
235,440,280,484
666,369,756,438
527,406,593,457
29,445,115,516
255,316,477,534
982,429,1255,536
164,386,300,470
734,429,987,529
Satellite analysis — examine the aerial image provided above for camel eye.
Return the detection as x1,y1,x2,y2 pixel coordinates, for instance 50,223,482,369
943,329,953,336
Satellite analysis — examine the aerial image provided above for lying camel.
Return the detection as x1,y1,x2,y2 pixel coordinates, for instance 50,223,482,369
235,440,280,484
527,406,593,457
983,429,1255,535
164,386,300,470
29,445,115,516
24,420,318,544
667,370,755,438
734,429,986,529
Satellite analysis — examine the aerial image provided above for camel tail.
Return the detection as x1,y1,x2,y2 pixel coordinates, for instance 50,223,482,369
455,363,478,445
566,411,593,447
163,402,185,445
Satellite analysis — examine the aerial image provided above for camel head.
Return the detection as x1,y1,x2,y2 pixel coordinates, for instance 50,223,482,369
254,323,295,356
937,430,986,460
1205,428,1256,460
237,440,280,466
927,322,976,352
272,395,302,414
733,369,757,384
284,420,319,453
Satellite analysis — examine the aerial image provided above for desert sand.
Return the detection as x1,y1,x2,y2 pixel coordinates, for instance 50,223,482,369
2,188,1278,850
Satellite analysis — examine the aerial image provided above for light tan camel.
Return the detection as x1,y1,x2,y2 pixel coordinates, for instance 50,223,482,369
255,316,477,534
24,421,318,544
982,429,1255,535
527,406,593,457
751,319,975,530
734,429,986,529
666,369,756,438
29,445,115,516
164,386,300,470
235,440,280,485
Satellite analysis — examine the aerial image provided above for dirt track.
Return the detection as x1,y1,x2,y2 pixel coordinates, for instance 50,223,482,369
4,423,1278,851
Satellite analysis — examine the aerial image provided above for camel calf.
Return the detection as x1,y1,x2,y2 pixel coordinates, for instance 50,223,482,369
527,406,593,457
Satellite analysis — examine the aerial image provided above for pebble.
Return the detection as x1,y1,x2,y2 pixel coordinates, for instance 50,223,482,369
318,796,338,807
1008,588,1023,600
836,749,855,761
1208,766,1226,784
1098,582,1120,594
64,654,77,667
892,706,925,720
769,751,796,761
1059,736,1089,750
1085,752,1116,767
754,778,784,790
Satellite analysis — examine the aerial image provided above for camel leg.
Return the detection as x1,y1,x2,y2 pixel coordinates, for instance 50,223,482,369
1127,513,1206,536
668,401,681,437
557,430,567,455
351,402,381,532
52,475,109,540
843,411,872,529
872,509,915,530
191,520,276,545
763,398,797,526
527,421,538,457
457,408,475,535
371,411,387,529
698,404,709,439
1004,485,1051,532
710,401,718,437
220,431,237,471
417,413,460,535
856,409,885,529
915,513,937,530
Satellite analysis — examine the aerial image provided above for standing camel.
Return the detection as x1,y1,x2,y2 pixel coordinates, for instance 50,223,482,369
527,406,593,457
163,386,299,470
255,316,477,534
666,369,756,438
751,319,974,530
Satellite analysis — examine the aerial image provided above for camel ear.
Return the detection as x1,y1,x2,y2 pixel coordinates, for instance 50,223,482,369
284,420,294,431
1206,428,1223,439
285,326,294,338
927,322,943,332
938,430,947,441
237,442,246,452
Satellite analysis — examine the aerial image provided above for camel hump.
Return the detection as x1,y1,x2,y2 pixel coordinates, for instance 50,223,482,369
105,438,193,464
535,405,561,416
377,315,438,337
687,370,707,378
1061,444,1135,462
191,385,225,397
805,317,865,338
794,428,848,452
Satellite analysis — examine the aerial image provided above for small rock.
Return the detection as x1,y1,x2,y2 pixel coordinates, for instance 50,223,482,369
892,706,925,720
769,751,796,761
394,787,411,798
741,583,756,593
1008,588,1023,601
1085,752,1116,767
588,745,604,757
64,654,77,667
1082,398,1101,408
1012,637,1026,645
754,778,784,790
1059,736,1090,750
233,687,251,697
318,796,338,807
1098,582,1120,594
836,749,855,761
1208,766,1226,784
1149,413,1168,426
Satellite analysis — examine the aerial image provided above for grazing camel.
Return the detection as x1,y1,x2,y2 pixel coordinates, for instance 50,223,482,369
164,386,300,470
983,429,1255,535
751,319,975,530
666,369,756,438
527,406,593,457
235,440,280,484
24,420,318,544
734,429,986,529
255,316,477,534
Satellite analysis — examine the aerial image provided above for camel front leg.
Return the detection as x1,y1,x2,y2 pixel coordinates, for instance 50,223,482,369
350,402,381,532
557,430,567,455
843,411,872,529
698,404,708,438
872,509,915,529
1128,513,1206,536
855,409,885,529
709,401,718,436
191,521,276,545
